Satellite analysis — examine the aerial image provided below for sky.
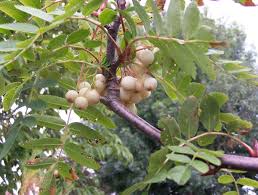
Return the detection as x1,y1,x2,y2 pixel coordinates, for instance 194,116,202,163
200,0,258,65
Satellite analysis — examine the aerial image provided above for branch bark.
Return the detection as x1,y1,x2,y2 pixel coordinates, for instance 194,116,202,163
102,0,258,173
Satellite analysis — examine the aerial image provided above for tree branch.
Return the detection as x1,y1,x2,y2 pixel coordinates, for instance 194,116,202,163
102,0,258,173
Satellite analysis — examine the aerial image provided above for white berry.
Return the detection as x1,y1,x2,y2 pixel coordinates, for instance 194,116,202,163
135,79,144,92
136,49,154,66
65,90,78,103
141,90,151,99
78,81,91,90
95,74,106,83
120,88,132,102
79,87,90,97
74,97,88,109
121,76,136,91
85,89,100,105
131,93,143,104
95,80,106,94
144,77,157,91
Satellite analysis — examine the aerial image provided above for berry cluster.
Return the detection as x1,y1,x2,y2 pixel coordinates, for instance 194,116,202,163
65,74,106,109
119,47,157,113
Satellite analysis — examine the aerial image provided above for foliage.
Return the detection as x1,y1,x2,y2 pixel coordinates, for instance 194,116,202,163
0,0,258,194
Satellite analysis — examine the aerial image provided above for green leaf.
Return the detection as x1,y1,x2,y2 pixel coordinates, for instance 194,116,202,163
19,0,41,8
39,95,116,128
21,138,62,150
64,142,100,170
150,0,163,35
166,153,191,163
56,161,72,180
159,117,180,145
122,182,147,195
209,92,228,107
83,39,103,48
25,158,57,169
31,114,65,130
187,83,206,99
58,77,76,90
218,175,234,184
197,151,221,166
0,1,28,21
237,72,258,80
223,191,238,195
0,121,21,160
200,95,220,130
144,169,168,184
168,146,195,155
0,23,39,34
237,178,258,188
0,40,21,52
166,0,184,37
66,29,90,44
83,0,104,16
69,122,105,144
120,10,137,37
197,134,217,146
167,165,191,185
15,5,53,22
178,96,199,138
182,2,200,39
191,160,209,174
3,84,23,111
22,116,37,128
193,25,214,41
220,113,252,131
99,8,117,25
0,75,6,96
132,0,151,32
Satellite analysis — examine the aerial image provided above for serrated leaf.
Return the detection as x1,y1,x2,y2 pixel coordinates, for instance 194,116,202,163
191,160,209,173
209,92,228,107
15,5,54,22
39,95,116,128
99,8,117,25
0,1,28,21
166,153,191,163
22,116,37,128
66,29,90,44
21,138,62,150
166,0,184,37
56,161,72,180
183,2,200,39
132,0,151,32
168,146,195,155
83,39,103,48
223,191,238,195
25,158,57,169
237,178,258,188
0,121,21,160
69,122,105,144
64,142,100,170
167,165,191,185
197,151,221,166
187,82,206,99
83,0,104,16
0,23,39,34
3,84,23,111
200,95,220,130
178,96,199,138
197,134,217,146
237,72,258,80
218,175,234,184
193,25,214,41
220,113,252,131
31,114,65,130
159,117,180,145
0,40,21,52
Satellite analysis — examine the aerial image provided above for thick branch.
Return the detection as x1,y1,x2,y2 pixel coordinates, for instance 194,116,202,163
102,0,258,173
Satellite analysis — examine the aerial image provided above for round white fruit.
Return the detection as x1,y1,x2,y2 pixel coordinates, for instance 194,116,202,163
94,80,106,94
85,89,100,105
74,97,88,109
144,77,157,91
79,87,90,97
121,76,136,91
120,88,132,102
65,90,78,103
78,81,91,90
136,49,154,66
95,74,106,83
